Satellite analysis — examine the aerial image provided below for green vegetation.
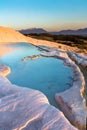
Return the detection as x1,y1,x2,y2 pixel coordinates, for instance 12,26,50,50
25,33,87,50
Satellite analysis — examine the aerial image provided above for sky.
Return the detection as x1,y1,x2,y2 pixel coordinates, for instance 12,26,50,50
0,0,87,31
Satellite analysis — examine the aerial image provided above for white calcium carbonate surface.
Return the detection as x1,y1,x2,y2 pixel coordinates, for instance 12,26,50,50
0,65,77,130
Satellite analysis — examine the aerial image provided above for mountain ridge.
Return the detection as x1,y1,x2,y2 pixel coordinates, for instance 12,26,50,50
19,28,87,36
19,28,47,34
51,28,87,35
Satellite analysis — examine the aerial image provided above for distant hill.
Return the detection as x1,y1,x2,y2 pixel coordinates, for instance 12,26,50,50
0,26,27,42
19,28,87,36
51,28,87,36
19,28,47,34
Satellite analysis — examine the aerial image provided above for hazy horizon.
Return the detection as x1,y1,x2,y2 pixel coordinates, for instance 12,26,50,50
0,0,87,31
18,27,87,32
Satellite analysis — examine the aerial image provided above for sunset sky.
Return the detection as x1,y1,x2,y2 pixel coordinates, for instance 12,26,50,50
0,0,87,31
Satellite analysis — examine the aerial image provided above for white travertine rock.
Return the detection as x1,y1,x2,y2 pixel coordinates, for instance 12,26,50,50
42,49,87,130
68,52,87,67
0,65,77,130
43,49,87,130
0,26,86,129
0,64,11,76
53,52,87,130
0,26,28,43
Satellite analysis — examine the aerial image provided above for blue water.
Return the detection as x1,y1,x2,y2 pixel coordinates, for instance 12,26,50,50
0,43,73,107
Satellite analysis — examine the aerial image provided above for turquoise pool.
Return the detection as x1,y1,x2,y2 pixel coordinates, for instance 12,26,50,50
0,43,73,107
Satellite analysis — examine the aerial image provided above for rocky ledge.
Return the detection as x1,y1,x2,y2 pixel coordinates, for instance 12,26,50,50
68,52,87,67
0,64,77,130
0,64,11,76
22,54,41,62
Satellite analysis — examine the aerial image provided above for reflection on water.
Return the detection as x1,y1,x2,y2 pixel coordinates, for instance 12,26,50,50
0,44,15,56
0,43,73,108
